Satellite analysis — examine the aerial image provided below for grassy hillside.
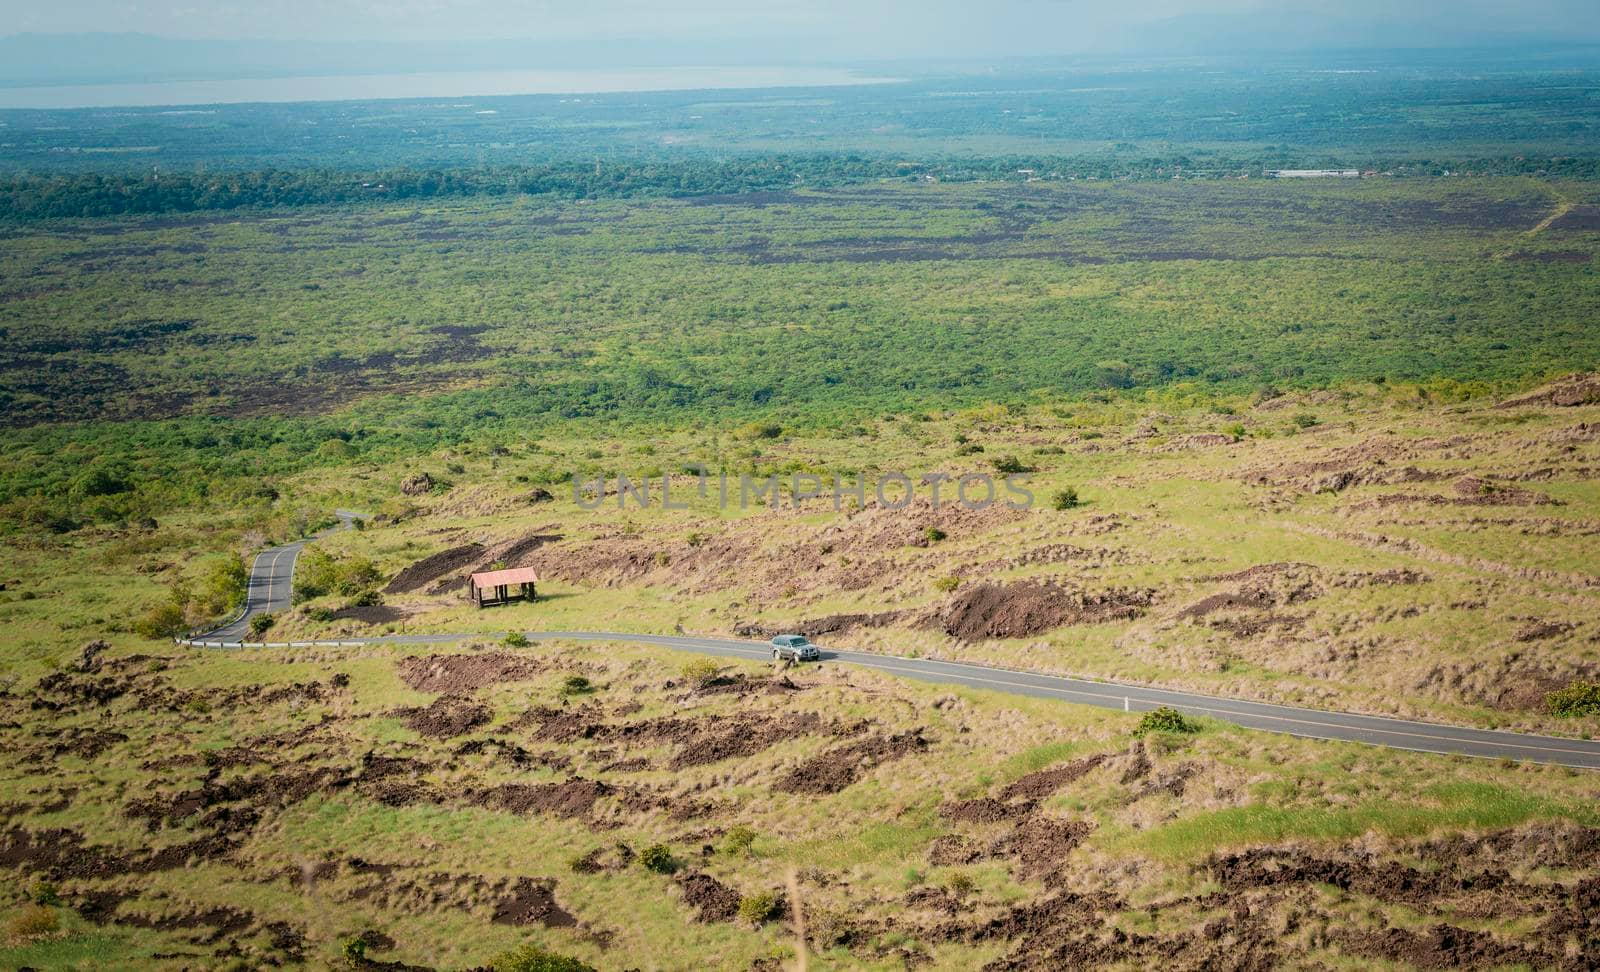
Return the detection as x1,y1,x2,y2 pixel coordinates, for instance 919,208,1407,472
3,372,1599,967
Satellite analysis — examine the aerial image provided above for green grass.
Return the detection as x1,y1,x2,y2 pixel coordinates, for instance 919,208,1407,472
1116,781,1600,863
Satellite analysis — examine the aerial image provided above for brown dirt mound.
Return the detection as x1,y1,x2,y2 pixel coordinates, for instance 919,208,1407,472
941,797,1033,824
668,712,824,770
776,731,929,795
1496,372,1600,409
1179,564,1324,620
491,877,576,927
989,817,1094,878
384,544,482,594
1339,924,1552,970
927,835,982,866
676,871,742,923
940,582,1154,642
733,612,902,639
479,778,612,818
514,703,609,743
997,755,1106,802
396,653,547,693
1451,476,1556,506
399,697,491,738
330,604,410,625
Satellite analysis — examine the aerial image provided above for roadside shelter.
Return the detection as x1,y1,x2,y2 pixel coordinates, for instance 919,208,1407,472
467,566,539,608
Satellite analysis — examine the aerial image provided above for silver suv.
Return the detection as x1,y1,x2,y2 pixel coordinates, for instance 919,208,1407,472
770,634,820,662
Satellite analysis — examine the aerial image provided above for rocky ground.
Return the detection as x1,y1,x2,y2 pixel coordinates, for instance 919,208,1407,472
3,638,1599,969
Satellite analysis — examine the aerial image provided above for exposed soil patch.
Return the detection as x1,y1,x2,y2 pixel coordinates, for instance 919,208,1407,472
1496,372,1600,409
1450,476,1556,506
941,797,1033,824
331,604,410,625
989,817,1094,878
734,611,903,639
399,696,491,738
491,877,576,927
479,778,613,818
940,581,1155,642
1339,924,1553,970
1179,563,1324,620
396,652,548,693
669,712,824,770
676,871,743,922
776,731,929,794
997,755,1106,802
384,544,483,594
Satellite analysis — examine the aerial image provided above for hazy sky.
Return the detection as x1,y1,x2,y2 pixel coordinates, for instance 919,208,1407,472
2,0,1596,54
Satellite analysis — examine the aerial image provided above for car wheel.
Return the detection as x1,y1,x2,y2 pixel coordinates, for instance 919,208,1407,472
772,649,780,660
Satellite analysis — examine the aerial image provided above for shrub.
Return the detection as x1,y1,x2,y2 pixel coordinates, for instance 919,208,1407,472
923,526,947,543
945,872,975,896
1051,487,1080,510
933,575,960,593
504,632,531,649
738,892,780,925
348,589,383,607
1134,706,1200,736
307,607,335,623
340,935,368,966
722,824,757,856
27,881,60,906
639,843,677,874
6,904,59,942
685,530,710,547
560,675,593,696
1293,413,1320,428
954,442,983,455
489,944,597,972
992,454,1030,474
1226,423,1247,441
1548,682,1600,718
134,600,187,640
249,613,276,636
680,658,720,686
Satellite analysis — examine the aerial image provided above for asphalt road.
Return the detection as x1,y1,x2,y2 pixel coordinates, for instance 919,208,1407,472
197,511,364,641
189,535,1600,770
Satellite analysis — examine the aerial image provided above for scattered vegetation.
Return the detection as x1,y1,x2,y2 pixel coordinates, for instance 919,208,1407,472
1134,706,1201,737
489,944,597,972
738,892,780,925
1547,682,1600,718
639,843,677,874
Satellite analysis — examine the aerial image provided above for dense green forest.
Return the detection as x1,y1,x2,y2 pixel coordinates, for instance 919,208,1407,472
2,176,1596,529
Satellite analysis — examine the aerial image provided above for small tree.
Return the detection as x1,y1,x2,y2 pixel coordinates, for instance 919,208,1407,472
722,825,757,856
249,613,276,636
738,892,780,925
504,632,531,649
639,843,677,874
490,944,596,972
560,675,593,696
134,599,187,640
680,658,720,686
1548,682,1600,717
1134,706,1200,736
1051,487,1080,510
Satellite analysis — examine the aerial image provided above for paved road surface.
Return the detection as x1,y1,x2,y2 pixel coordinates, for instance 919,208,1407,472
189,534,1600,770
197,511,364,641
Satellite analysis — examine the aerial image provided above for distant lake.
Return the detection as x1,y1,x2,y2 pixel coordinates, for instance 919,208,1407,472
0,66,900,110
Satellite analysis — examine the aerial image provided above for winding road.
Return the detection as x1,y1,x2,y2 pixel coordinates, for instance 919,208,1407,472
189,531,1600,770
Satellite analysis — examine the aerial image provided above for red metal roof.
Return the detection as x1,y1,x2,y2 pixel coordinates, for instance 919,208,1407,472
469,566,540,587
